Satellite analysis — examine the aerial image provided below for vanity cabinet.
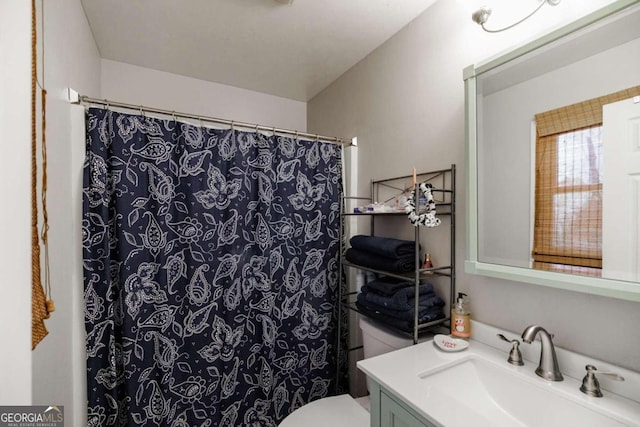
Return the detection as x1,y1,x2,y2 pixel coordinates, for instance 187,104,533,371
370,381,436,427
380,391,428,427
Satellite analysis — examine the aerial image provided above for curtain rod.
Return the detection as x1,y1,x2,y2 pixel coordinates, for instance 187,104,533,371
68,88,353,146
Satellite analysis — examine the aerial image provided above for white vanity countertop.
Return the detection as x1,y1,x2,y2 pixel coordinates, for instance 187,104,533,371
357,321,640,426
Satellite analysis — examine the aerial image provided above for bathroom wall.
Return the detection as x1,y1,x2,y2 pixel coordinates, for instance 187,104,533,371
101,59,307,132
308,0,640,374
0,0,101,419
27,1,102,426
0,0,34,404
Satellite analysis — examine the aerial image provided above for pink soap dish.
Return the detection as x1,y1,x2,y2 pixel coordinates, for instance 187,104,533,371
433,334,469,352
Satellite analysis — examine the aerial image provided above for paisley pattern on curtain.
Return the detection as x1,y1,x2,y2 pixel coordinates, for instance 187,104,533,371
83,108,344,426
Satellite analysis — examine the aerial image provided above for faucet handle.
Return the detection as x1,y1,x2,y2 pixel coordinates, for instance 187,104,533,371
497,334,524,366
580,364,625,397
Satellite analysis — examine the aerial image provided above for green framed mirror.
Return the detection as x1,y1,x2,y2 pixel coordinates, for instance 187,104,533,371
464,0,640,301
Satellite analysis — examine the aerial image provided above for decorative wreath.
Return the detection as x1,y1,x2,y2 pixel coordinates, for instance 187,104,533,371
405,183,441,227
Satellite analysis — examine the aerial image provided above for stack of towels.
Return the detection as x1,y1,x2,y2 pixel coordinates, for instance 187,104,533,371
356,276,445,332
345,235,417,273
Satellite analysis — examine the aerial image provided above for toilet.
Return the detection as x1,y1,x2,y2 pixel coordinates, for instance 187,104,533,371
279,317,416,427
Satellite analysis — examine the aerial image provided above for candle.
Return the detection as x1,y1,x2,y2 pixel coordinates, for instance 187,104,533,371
412,167,417,186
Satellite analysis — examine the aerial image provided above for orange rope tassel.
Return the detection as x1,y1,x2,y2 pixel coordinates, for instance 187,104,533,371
32,0,51,349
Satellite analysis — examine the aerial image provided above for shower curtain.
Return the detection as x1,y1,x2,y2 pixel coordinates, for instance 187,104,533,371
83,108,345,426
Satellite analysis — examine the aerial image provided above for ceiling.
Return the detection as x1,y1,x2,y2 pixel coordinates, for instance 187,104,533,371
81,0,438,101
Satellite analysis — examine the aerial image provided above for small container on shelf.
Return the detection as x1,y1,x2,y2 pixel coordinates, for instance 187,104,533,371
422,253,433,269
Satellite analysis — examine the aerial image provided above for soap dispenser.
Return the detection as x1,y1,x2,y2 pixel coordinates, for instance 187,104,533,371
451,292,471,338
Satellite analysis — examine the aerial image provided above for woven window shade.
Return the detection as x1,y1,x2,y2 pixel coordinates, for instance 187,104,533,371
535,85,640,137
534,128,603,268
533,85,640,272
532,261,602,277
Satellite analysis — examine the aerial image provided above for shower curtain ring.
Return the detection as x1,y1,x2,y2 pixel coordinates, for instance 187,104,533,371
272,126,277,136
104,99,110,110
231,120,235,131
198,116,203,127
139,105,145,117
172,111,177,122
255,123,259,134
295,131,299,142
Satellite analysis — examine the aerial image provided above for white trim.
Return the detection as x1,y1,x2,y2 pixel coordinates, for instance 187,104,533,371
529,120,536,269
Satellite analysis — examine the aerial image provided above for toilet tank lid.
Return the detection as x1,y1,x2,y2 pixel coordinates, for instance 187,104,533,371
359,317,419,348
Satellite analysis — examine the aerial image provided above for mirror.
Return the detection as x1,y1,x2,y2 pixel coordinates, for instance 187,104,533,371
464,0,640,301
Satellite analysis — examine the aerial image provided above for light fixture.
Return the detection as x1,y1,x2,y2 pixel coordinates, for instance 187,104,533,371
472,0,561,33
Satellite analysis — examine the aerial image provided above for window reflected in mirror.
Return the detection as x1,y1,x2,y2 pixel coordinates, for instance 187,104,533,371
532,86,640,276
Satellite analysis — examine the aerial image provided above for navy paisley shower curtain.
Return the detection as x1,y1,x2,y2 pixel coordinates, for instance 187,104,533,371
83,108,344,426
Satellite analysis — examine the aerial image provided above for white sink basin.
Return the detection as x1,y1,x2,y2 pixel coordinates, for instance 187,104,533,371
358,322,640,427
419,355,628,426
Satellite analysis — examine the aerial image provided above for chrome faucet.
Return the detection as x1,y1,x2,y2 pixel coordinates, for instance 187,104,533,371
521,325,563,381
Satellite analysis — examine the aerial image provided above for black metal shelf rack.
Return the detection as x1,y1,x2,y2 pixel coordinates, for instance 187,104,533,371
336,164,456,350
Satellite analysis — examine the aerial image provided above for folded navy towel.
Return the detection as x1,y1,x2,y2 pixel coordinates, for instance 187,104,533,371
346,248,414,273
356,300,444,332
361,284,443,311
356,293,443,321
365,278,433,297
364,276,415,295
357,308,445,332
350,235,418,258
